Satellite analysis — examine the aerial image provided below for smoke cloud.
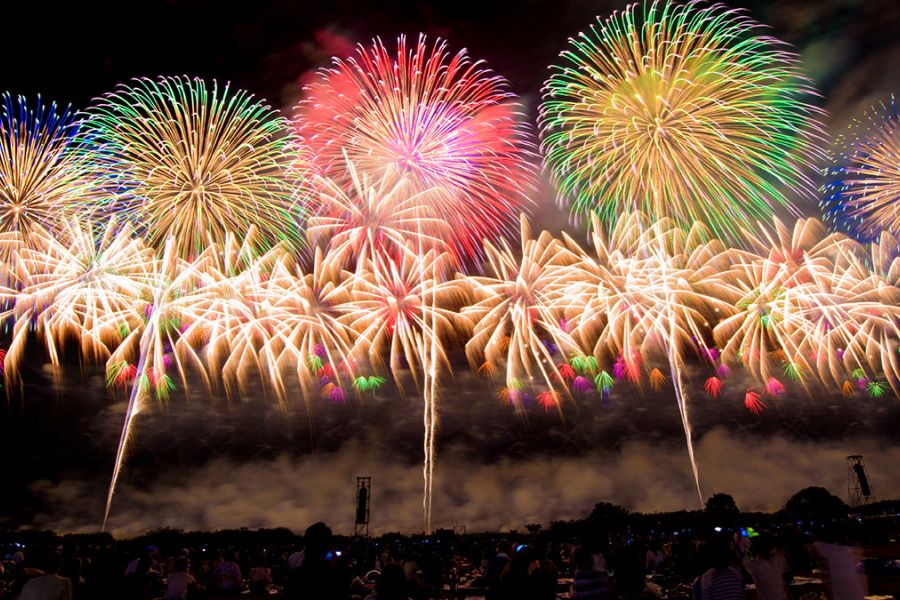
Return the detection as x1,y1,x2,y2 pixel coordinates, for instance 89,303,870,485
26,427,900,537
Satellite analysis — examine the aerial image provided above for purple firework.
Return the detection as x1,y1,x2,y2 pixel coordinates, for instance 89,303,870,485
572,376,592,393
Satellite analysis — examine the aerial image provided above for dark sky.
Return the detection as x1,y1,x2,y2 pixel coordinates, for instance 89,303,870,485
2,0,900,535
2,0,898,120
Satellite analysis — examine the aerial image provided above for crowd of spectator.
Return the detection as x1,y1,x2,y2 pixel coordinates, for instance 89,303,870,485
0,515,892,600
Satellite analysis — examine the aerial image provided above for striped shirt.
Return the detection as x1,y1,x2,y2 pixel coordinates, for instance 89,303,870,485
700,566,745,600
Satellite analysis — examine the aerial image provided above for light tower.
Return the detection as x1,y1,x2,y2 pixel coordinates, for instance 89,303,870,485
846,455,874,507
354,477,371,537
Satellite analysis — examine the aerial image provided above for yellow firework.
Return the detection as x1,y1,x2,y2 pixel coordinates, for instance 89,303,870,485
540,0,823,243
84,76,306,259
0,95,102,276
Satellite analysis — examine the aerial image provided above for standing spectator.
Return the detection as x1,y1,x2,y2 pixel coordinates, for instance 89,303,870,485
484,539,511,600
286,522,347,600
811,527,866,600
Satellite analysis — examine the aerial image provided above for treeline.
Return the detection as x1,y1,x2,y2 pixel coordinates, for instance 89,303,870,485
3,487,899,552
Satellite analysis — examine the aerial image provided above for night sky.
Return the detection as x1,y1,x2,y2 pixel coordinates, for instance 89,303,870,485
2,0,900,536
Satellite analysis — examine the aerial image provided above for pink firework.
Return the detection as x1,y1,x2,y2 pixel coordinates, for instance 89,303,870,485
328,386,346,404
764,376,785,398
700,347,719,363
744,388,767,415
572,375,593,393
295,34,536,260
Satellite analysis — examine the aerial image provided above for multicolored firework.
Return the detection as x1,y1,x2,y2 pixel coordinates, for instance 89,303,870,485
84,76,306,258
3,10,900,535
0,95,101,276
823,95,900,243
712,217,884,389
540,0,823,243
295,35,536,260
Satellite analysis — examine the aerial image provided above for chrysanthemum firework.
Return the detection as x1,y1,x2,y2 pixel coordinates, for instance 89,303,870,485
0,94,101,273
540,0,823,243
822,95,900,244
295,35,537,260
3,217,153,382
83,76,306,258
570,212,734,504
461,216,582,399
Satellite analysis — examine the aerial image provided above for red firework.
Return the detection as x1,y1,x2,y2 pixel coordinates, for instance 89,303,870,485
294,34,537,260
744,387,767,415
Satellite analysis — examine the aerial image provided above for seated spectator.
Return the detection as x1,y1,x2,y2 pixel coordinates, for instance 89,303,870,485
211,549,242,597
164,556,196,600
249,552,273,594
570,545,611,600
696,536,743,600
19,553,72,600
646,541,666,572
366,563,411,600
743,535,789,600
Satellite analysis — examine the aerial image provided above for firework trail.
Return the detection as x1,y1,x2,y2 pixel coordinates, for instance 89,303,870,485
540,0,823,243
340,248,467,528
84,76,306,258
823,95,900,244
298,36,535,531
567,213,734,504
102,238,234,528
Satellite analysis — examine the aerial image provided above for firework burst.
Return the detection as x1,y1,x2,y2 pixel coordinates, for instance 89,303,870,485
823,95,900,243
569,212,734,503
540,0,823,242
84,76,306,258
461,217,582,409
308,157,452,271
295,35,536,260
0,94,102,276
3,218,153,383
